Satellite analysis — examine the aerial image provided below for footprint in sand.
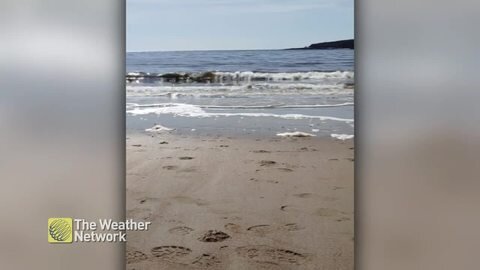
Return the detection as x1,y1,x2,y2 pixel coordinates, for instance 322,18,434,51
293,193,313,198
126,250,148,264
235,245,307,265
173,196,208,206
224,223,242,233
280,205,301,212
166,219,183,224
316,208,342,217
162,165,178,170
247,223,305,235
300,147,318,151
222,216,242,221
246,225,272,236
179,156,194,160
168,226,194,236
266,179,279,184
127,208,153,222
282,223,305,232
259,160,276,166
252,150,271,153
151,246,192,262
191,253,222,268
198,230,230,242
336,217,351,222
178,167,197,173
249,178,278,184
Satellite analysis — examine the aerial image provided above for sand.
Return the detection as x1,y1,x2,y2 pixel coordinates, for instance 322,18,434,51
126,133,353,270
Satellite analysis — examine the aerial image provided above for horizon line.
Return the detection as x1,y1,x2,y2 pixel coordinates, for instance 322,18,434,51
127,38,354,53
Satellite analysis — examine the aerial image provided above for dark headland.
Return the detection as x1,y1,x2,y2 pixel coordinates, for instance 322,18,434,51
287,39,354,50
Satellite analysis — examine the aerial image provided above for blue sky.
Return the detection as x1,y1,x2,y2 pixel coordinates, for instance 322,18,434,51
127,0,353,52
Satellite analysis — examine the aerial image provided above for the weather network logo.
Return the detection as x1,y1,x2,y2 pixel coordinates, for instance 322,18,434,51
48,218,73,243
48,217,150,243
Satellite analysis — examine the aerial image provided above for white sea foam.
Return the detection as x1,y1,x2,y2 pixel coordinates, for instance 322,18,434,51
128,103,204,116
126,83,353,97
277,132,316,137
203,103,354,109
210,113,353,122
213,71,353,82
276,102,353,108
127,72,142,76
127,103,354,123
126,102,139,110
132,102,353,110
145,124,174,133
330,134,354,140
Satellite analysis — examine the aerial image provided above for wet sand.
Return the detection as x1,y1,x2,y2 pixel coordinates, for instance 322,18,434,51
126,133,353,270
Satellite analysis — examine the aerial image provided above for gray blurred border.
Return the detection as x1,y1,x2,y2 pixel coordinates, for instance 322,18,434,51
0,0,126,269
356,0,480,269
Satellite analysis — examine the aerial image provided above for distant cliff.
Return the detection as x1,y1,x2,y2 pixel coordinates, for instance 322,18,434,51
287,39,354,50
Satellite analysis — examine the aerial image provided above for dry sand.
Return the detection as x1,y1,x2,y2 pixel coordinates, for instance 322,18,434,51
126,133,353,270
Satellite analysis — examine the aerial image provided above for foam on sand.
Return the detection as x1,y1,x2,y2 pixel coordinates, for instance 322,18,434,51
277,132,317,137
330,134,354,140
128,103,204,116
145,124,174,133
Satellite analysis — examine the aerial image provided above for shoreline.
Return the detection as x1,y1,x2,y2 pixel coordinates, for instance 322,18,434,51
127,129,354,142
127,132,353,269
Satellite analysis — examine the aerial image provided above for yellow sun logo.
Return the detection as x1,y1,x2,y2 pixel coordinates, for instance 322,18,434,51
48,218,73,243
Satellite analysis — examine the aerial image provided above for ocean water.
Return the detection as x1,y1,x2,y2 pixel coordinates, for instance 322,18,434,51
126,49,354,137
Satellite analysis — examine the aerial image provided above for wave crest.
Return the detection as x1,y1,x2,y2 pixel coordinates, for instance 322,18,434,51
126,71,354,84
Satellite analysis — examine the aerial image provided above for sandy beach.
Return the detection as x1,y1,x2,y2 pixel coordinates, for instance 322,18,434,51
126,133,353,269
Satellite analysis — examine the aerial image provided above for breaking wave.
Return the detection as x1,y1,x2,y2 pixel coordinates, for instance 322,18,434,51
126,70,354,84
